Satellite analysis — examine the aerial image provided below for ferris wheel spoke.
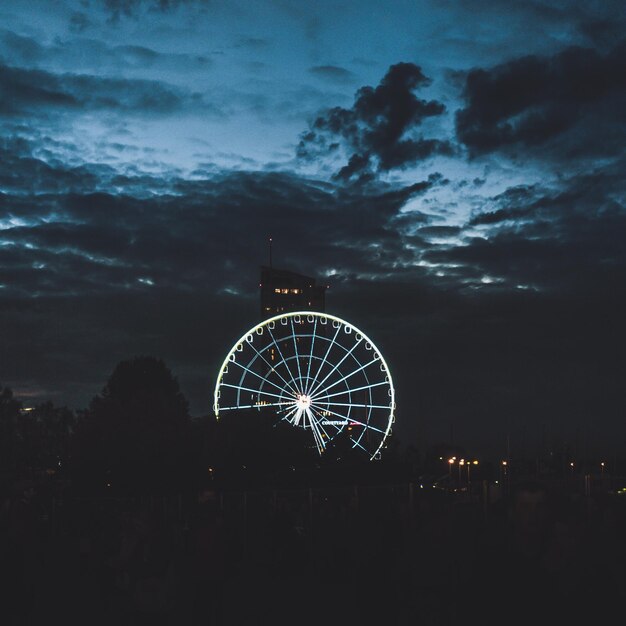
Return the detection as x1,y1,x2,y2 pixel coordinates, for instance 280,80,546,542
283,403,298,417
349,437,369,454
217,400,293,411
266,324,302,394
305,324,341,398
219,382,291,403
306,405,332,440
229,358,297,398
311,380,389,403
291,406,305,427
280,403,299,423
310,403,351,424
290,318,305,391
318,401,391,410
244,339,300,397
303,318,318,395
312,404,387,435
308,405,365,452
307,335,362,400
309,358,381,401
305,406,327,452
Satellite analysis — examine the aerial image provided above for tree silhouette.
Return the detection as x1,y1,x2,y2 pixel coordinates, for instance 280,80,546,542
16,401,76,474
71,356,193,494
0,384,21,475
208,408,318,485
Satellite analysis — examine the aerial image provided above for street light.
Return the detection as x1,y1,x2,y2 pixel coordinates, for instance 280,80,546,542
468,460,478,495
448,457,455,492
500,460,508,488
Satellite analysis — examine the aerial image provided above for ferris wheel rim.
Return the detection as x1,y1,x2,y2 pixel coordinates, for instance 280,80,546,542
213,310,396,460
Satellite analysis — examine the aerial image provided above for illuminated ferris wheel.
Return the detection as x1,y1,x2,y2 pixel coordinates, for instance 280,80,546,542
213,311,396,460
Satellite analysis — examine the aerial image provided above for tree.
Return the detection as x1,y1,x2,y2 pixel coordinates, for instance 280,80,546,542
71,356,193,494
208,408,318,486
0,384,21,475
15,401,76,474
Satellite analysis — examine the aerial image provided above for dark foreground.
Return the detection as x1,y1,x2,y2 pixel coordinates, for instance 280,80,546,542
2,478,626,626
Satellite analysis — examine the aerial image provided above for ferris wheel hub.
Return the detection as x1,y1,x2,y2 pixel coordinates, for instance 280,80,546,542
296,394,312,410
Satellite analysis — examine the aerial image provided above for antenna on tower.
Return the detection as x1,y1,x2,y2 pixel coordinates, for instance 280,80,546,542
268,236,273,268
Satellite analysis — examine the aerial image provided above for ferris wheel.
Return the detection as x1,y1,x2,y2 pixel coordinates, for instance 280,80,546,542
213,311,396,460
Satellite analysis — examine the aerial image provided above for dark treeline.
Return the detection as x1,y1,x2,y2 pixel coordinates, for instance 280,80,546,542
1,355,422,497
2,355,616,499
2,356,626,625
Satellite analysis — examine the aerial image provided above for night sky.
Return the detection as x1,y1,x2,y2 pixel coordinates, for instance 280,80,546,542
1,0,625,462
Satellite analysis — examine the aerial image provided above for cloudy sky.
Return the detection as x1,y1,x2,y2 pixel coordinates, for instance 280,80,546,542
1,0,625,461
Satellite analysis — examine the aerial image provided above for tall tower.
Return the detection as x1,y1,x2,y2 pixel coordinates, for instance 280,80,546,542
259,265,326,320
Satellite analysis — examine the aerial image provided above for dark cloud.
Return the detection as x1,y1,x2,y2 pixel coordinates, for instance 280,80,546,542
456,40,626,159
468,185,539,226
0,136,121,194
298,62,453,180
416,225,463,238
113,44,211,70
69,12,92,33
0,62,199,117
440,0,626,55
0,133,441,301
427,162,626,295
308,65,356,84
234,37,271,51
0,31,213,89
577,17,626,49
115,45,161,65
0,30,44,63
101,0,204,21
0,64,78,115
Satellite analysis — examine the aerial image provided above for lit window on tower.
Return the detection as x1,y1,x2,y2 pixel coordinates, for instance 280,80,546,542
260,265,326,320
